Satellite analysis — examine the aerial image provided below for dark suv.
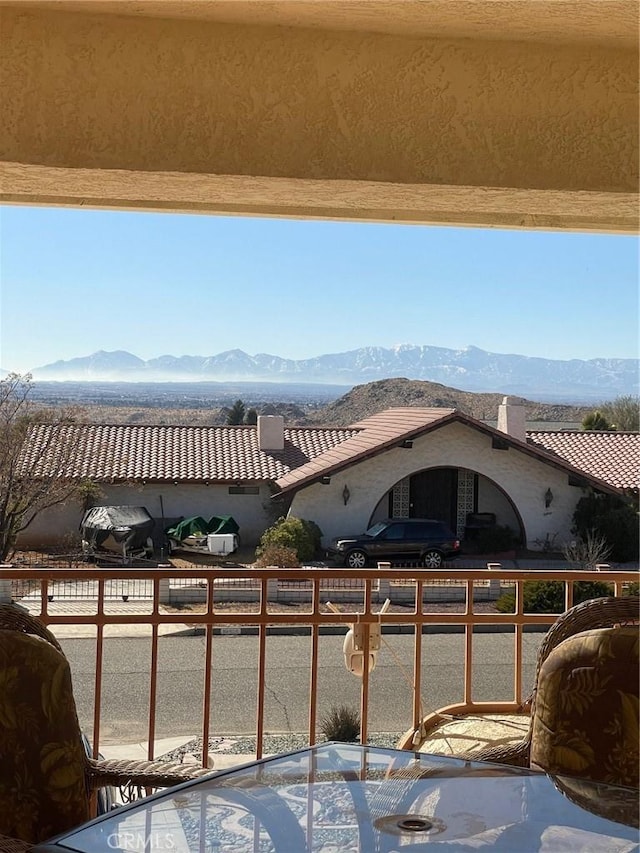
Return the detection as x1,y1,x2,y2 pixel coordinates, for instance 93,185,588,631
327,519,461,569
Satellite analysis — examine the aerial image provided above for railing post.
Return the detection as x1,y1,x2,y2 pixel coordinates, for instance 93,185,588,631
158,576,171,605
377,563,391,601
487,563,502,599
0,569,12,604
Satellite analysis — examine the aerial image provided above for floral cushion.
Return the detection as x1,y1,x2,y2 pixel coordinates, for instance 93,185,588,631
0,630,89,842
530,626,639,788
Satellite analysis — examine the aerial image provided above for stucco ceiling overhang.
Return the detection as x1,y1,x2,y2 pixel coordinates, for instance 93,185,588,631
0,0,637,231
274,412,623,497
9,1,638,46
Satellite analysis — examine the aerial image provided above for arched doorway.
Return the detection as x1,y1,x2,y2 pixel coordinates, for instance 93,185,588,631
372,467,525,545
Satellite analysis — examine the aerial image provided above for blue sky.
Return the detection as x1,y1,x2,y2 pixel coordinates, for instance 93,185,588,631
0,205,638,374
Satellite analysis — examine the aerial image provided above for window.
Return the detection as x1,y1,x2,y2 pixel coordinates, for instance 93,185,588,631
228,486,260,495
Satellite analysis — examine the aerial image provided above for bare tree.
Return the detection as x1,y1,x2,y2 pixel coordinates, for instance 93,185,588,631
600,395,640,431
0,374,96,561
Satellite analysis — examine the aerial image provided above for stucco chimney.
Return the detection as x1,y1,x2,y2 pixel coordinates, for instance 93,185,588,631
258,415,284,451
497,396,527,442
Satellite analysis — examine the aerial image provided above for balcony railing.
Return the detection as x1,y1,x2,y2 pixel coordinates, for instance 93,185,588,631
1,563,637,768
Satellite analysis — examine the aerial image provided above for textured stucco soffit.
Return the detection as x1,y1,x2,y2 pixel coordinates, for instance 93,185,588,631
10,1,639,47
0,2,637,231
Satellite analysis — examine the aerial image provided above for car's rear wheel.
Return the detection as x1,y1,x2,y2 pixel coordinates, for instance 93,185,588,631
346,549,368,569
423,550,443,568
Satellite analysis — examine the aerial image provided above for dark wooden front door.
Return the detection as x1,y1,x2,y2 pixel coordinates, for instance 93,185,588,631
410,469,458,529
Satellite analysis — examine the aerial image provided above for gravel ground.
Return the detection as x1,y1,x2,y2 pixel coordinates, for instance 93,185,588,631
160,732,405,764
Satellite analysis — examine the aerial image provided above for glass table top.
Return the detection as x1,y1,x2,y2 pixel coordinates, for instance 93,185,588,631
34,743,639,852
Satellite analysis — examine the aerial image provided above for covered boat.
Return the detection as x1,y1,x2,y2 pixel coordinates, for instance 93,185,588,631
80,505,155,560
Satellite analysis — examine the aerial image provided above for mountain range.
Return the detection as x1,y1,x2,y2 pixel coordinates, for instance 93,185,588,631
22,345,639,403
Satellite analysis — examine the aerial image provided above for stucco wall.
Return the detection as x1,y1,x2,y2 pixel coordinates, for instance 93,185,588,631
477,476,521,532
289,422,585,550
18,482,273,549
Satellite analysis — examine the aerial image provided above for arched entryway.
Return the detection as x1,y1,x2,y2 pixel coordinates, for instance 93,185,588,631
371,466,525,545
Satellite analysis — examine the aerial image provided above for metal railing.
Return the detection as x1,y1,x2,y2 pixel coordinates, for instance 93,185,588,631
1,563,637,768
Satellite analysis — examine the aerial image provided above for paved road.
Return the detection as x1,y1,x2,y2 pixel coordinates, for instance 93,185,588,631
61,632,544,745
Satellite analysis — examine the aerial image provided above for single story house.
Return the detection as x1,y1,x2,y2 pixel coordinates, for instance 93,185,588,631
18,397,639,555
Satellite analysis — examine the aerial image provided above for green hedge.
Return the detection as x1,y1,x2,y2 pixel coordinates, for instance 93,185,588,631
496,580,617,614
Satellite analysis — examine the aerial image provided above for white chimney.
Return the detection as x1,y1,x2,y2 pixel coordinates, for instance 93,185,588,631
497,396,527,442
258,415,284,451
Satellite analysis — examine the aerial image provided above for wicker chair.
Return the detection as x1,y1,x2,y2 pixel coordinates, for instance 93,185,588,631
0,604,212,844
0,836,32,853
463,595,639,774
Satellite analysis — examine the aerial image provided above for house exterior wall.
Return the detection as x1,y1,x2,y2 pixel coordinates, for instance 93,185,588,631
477,476,521,532
18,482,273,550
289,422,585,551
16,424,594,554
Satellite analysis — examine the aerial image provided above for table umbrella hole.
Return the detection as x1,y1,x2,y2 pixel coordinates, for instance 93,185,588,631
374,814,446,836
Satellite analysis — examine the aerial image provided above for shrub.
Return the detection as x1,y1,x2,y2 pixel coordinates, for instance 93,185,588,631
256,516,323,563
581,410,614,431
319,705,360,742
572,494,639,563
496,580,615,614
475,525,517,554
253,544,298,568
562,529,612,569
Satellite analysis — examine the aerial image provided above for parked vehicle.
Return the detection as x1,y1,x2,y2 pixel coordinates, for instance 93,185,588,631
165,515,240,556
80,505,155,562
327,518,460,568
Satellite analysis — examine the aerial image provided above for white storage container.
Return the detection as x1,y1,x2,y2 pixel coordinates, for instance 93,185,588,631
207,533,239,555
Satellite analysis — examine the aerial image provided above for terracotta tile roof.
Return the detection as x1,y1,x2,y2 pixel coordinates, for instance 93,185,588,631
275,408,457,492
20,423,356,483
527,430,640,491
20,414,637,495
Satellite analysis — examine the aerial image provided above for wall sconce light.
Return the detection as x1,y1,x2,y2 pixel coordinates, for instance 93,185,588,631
320,476,331,485
342,484,351,505
401,439,414,449
544,488,554,508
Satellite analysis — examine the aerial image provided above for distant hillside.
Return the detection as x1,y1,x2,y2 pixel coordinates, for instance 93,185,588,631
27,377,592,428
308,378,591,427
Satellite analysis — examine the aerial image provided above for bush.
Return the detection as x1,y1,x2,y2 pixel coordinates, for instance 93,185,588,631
475,525,517,554
254,544,298,568
319,705,360,742
562,530,612,569
572,494,639,563
496,579,615,614
256,516,322,563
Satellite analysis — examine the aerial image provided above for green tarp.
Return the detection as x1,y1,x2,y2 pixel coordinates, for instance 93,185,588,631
166,514,239,542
